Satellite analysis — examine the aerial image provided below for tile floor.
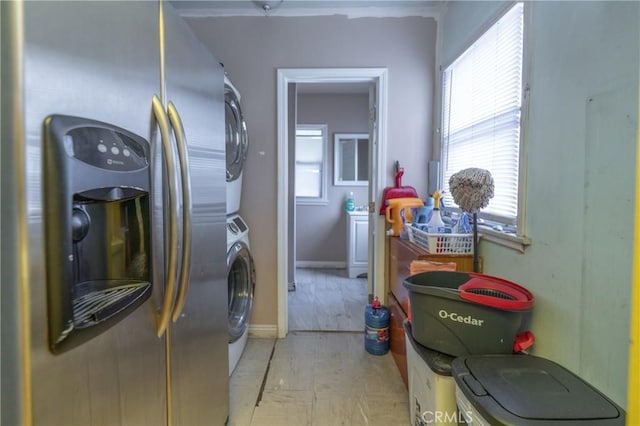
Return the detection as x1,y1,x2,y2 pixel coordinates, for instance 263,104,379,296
229,268,410,426
288,268,368,332
229,333,410,426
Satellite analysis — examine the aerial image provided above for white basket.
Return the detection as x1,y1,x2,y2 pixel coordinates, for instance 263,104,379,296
406,225,474,255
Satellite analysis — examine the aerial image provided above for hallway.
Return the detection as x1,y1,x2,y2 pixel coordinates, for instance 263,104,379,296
288,268,368,332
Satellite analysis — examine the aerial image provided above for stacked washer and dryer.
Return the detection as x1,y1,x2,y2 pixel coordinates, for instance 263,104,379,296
225,75,256,375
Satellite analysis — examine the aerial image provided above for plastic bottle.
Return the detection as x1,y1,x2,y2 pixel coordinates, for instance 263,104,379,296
364,296,390,355
415,197,434,224
426,190,446,233
454,212,473,234
345,191,355,212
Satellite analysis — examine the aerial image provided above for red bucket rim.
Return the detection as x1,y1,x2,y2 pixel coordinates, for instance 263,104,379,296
458,273,534,310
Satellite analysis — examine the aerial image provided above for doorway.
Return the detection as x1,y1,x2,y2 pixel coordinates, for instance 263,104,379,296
276,68,388,338
291,85,369,332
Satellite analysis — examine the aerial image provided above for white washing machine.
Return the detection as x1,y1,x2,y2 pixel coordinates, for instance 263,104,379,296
225,75,248,215
227,213,255,375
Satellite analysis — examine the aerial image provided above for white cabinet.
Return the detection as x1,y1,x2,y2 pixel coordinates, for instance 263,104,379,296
347,211,368,278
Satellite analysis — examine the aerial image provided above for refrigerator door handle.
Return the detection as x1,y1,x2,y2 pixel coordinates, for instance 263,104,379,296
152,95,180,337
167,101,193,323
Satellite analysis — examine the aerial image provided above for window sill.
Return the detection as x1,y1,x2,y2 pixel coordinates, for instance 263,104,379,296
478,225,531,253
296,198,329,206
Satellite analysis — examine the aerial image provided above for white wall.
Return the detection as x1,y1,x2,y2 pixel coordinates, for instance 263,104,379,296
439,1,639,407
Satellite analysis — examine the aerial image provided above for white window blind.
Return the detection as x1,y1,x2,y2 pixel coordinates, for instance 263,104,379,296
295,125,327,201
442,3,524,225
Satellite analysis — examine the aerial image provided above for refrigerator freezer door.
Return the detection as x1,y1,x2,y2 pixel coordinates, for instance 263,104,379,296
162,3,230,425
23,2,166,425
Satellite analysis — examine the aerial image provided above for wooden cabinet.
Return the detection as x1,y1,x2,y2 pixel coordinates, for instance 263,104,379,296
347,211,368,278
387,236,476,388
388,293,408,388
389,236,424,314
388,237,476,314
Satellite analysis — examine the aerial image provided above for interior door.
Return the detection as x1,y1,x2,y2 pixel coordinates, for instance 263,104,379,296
161,3,229,424
288,83,298,292
367,82,378,301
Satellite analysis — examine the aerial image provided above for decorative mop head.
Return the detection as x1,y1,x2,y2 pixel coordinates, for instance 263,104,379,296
448,168,495,213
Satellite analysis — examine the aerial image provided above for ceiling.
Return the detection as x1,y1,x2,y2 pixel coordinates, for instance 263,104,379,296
170,0,444,18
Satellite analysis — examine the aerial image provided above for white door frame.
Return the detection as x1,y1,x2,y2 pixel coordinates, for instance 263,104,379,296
276,68,388,338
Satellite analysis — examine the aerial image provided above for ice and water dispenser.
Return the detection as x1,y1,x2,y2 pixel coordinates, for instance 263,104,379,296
44,115,152,353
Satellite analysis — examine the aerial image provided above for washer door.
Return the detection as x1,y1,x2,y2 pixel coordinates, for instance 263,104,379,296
227,241,255,342
225,84,248,183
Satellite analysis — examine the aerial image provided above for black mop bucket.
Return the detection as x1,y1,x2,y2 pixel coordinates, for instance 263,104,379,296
403,271,535,357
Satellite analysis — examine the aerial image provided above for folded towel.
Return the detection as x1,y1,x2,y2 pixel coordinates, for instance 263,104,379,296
409,260,457,276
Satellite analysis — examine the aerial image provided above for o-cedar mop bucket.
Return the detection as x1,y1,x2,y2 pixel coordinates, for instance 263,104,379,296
403,271,534,357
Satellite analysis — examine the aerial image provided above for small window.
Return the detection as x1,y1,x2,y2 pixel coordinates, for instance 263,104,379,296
334,133,369,186
295,124,328,204
441,3,525,236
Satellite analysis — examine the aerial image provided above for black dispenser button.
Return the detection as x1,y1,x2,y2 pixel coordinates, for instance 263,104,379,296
71,207,91,242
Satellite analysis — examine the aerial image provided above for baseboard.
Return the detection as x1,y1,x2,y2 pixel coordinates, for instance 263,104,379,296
296,261,346,269
248,324,278,338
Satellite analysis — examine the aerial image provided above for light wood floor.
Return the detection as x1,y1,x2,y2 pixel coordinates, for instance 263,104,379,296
229,333,410,426
288,268,368,332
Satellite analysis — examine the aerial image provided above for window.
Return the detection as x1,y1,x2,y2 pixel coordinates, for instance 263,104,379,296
334,133,369,186
295,124,328,204
441,3,526,239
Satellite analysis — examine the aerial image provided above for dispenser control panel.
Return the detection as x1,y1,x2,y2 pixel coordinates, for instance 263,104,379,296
67,126,148,171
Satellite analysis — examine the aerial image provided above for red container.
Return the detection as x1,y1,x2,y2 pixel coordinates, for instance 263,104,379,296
380,163,418,215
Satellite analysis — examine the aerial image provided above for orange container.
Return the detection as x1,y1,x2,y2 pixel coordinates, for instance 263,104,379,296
385,197,424,237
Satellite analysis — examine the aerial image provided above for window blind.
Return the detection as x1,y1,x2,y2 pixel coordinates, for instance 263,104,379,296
295,127,326,199
442,3,524,224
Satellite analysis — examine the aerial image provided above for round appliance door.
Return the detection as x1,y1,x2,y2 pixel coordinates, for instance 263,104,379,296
227,241,255,342
225,84,248,183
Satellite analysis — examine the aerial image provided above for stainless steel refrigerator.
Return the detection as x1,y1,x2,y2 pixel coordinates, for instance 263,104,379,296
1,1,229,424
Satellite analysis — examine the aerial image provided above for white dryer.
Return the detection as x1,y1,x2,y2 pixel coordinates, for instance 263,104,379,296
224,75,248,215
226,213,255,375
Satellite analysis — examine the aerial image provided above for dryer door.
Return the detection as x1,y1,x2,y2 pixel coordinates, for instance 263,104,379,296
227,241,255,342
225,84,248,182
